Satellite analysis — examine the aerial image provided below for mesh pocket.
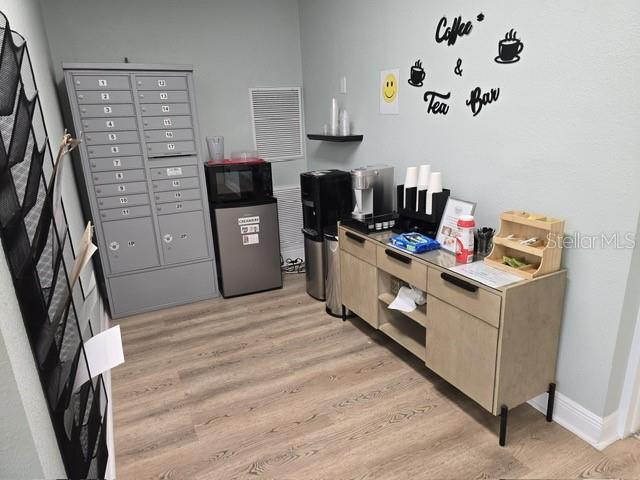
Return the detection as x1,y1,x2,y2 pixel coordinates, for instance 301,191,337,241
21,141,45,215
0,24,24,116
7,87,36,168
0,169,19,228
0,125,6,173
1,218,31,277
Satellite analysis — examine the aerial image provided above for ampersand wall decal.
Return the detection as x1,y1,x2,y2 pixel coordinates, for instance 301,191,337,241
454,58,463,77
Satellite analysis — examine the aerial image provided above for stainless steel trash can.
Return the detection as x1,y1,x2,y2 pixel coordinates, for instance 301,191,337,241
303,229,325,301
324,228,351,318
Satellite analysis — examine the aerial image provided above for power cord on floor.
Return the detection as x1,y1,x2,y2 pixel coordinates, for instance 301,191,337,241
281,255,306,274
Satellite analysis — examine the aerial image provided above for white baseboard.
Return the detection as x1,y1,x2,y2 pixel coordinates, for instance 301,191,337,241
529,392,620,450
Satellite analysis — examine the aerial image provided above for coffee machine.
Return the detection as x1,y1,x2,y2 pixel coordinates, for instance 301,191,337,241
300,170,352,300
351,165,395,220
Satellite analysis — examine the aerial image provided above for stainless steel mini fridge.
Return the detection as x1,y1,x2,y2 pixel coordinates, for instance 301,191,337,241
211,198,283,298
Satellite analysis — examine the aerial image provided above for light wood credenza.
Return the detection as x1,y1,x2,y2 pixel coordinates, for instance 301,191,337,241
338,224,566,446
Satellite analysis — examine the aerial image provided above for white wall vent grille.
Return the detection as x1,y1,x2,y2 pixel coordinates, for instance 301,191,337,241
273,185,304,260
250,87,304,162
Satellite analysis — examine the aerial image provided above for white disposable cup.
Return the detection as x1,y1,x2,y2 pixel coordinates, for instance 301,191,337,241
417,165,432,189
404,166,419,188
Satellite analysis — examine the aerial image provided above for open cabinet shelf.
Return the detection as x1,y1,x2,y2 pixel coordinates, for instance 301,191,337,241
379,321,425,360
378,292,427,327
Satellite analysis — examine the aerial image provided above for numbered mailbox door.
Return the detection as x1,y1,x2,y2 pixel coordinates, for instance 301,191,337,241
158,211,210,265
101,217,160,274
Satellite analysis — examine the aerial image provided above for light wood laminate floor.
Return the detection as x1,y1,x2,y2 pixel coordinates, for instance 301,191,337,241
112,275,640,479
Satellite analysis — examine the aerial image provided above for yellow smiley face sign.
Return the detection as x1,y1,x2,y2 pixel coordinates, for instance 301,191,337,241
380,68,400,114
382,73,398,103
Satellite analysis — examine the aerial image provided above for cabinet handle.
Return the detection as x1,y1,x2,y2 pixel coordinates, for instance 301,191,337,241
345,231,365,244
441,273,478,293
385,249,411,265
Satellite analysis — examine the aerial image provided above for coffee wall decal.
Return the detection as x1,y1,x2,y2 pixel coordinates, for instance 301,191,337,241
408,60,426,87
466,87,500,117
495,29,524,64
435,16,473,46
424,90,451,115
454,58,463,77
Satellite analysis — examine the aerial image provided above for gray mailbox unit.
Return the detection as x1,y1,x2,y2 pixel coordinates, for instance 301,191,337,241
63,63,218,318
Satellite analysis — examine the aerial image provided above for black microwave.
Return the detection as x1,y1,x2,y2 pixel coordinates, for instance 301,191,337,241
204,160,273,204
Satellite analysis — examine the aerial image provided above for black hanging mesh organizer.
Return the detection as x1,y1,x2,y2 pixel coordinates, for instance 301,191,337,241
0,12,109,479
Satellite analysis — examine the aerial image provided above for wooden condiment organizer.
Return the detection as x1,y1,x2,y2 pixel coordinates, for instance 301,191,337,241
485,211,565,279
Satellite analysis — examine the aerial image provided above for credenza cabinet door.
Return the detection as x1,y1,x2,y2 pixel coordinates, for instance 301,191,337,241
425,295,498,411
340,250,378,328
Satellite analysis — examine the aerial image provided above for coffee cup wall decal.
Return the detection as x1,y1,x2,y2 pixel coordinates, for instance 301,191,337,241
408,60,426,87
495,29,524,64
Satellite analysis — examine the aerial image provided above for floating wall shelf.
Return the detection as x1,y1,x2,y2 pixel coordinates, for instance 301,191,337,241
307,134,363,142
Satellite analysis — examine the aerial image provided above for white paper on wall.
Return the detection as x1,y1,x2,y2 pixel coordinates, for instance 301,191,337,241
73,325,125,392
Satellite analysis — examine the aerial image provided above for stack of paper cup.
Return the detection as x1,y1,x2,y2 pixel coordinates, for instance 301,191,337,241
416,165,432,209
426,172,443,215
404,166,419,209
330,98,339,136
339,109,350,136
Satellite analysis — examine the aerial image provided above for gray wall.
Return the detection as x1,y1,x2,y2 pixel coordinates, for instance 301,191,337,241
41,0,307,187
299,0,640,417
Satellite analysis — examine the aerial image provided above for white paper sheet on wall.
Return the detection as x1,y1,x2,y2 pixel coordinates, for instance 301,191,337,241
73,325,125,392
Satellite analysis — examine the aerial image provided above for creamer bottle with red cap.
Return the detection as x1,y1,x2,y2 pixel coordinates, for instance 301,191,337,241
456,215,476,264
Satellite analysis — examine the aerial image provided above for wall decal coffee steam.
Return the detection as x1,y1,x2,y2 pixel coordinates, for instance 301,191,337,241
495,29,524,64
408,60,426,87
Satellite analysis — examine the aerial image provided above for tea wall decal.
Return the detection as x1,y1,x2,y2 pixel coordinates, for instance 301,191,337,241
466,87,500,117
435,15,473,46
424,90,451,116
495,29,524,64
408,60,426,87
454,58,463,77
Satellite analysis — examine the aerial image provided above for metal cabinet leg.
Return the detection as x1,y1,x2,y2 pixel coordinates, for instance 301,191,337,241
499,405,508,447
341,305,347,322
546,383,556,422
